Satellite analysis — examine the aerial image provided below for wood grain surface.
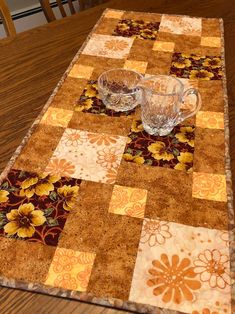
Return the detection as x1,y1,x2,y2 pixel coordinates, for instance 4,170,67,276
0,0,235,313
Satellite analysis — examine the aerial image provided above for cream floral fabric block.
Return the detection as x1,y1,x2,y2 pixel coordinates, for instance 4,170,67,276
104,9,124,19
196,111,224,129
159,15,202,36
45,248,96,291
152,41,175,52
46,128,127,183
68,64,94,79
192,172,227,202
109,185,148,219
201,37,221,48
82,34,134,59
129,219,231,313
40,107,73,128
124,60,148,74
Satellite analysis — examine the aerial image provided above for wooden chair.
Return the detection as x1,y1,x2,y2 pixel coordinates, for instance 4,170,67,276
0,0,16,37
40,0,105,23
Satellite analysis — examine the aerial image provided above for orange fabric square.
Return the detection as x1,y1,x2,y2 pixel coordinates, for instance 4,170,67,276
124,60,148,74
104,9,124,19
152,41,175,52
40,107,73,128
201,37,221,47
68,64,94,79
109,185,148,219
196,111,224,129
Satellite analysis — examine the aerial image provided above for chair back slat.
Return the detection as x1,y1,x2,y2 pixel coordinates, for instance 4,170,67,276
0,0,16,37
56,0,67,17
68,0,76,14
39,0,56,22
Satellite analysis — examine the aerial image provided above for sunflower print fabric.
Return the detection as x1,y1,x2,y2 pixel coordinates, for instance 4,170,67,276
170,53,222,80
0,169,81,246
113,19,160,40
123,120,195,172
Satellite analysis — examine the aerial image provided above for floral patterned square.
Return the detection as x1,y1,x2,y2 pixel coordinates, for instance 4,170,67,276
124,60,148,74
0,169,81,246
192,172,227,202
113,19,160,40
108,185,147,219
159,15,202,36
46,128,127,184
152,41,175,52
68,64,94,79
170,53,222,80
45,248,96,291
82,34,134,59
129,219,231,313
104,10,124,19
196,111,224,129
41,107,73,128
123,120,195,172
75,80,136,117
201,37,221,48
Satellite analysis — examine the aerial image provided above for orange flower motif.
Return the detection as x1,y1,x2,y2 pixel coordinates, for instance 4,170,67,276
76,265,92,289
109,185,129,211
147,254,201,304
220,232,229,247
87,133,118,146
140,219,172,246
194,249,230,289
61,130,85,147
97,147,121,169
192,309,219,314
104,168,118,184
104,39,129,51
54,273,77,290
45,158,75,176
125,203,145,218
52,248,79,273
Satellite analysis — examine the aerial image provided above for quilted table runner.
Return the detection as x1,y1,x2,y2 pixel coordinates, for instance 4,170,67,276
0,9,234,314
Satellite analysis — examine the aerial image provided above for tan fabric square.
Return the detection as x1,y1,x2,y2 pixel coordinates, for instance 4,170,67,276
146,51,172,75
68,112,133,137
13,125,64,173
104,9,124,19
153,41,175,52
196,111,224,129
202,18,221,37
50,77,87,110
198,80,224,112
109,185,148,218
192,172,227,202
128,38,155,62
124,60,148,74
94,17,120,35
201,37,221,47
68,64,94,79
87,214,142,300
58,181,113,252
40,107,73,128
45,247,96,292
200,46,222,57
0,238,55,283
193,128,225,174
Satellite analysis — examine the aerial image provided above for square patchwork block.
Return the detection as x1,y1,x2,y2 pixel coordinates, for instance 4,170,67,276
82,34,134,59
108,185,148,218
124,59,148,74
104,9,124,19
45,247,96,291
159,14,202,36
201,36,221,47
123,120,195,172
113,19,160,40
152,41,175,52
75,80,136,117
40,107,73,128
170,53,222,80
46,128,127,184
192,172,227,202
129,219,231,313
0,169,81,246
196,111,224,129
68,64,94,79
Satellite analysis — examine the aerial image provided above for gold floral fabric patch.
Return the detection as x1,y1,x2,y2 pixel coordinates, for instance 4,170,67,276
75,80,136,117
170,53,222,80
0,169,81,246
45,248,96,291
123,120,195,172
113,19,160,40
41,107,73,128
109,185,147,218
196,111,224,129
68,64,94,79
130,219,231,313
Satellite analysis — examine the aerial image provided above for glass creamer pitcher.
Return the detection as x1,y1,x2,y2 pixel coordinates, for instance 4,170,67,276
138,75,201,136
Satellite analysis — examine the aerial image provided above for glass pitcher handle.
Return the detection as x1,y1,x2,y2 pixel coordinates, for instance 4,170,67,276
179,88,201,122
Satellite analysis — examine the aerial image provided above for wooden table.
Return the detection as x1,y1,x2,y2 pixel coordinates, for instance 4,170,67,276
0,0,235,313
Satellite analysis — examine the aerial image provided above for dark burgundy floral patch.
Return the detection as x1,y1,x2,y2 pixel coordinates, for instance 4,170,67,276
170,53,222,80
113,19,160,40
0,169,81,246
123,120,195,172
